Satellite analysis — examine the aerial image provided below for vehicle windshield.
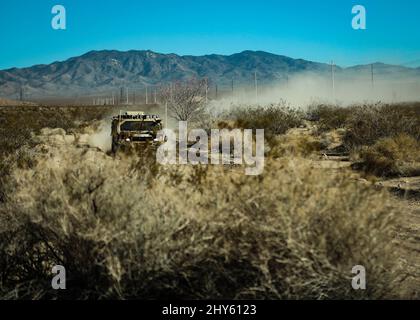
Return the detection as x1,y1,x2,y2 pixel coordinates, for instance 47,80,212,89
120,121,158,131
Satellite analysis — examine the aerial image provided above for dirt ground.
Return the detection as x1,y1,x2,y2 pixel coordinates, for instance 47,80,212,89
387,188,420,298
287,125,420,298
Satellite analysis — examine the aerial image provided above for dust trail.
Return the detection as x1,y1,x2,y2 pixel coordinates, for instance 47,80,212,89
87,121,112,152
210,72,420,111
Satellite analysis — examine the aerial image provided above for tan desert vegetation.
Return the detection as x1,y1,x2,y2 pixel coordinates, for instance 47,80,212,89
0,102,418,299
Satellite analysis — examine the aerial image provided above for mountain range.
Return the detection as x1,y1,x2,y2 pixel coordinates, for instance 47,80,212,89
1,50,419,99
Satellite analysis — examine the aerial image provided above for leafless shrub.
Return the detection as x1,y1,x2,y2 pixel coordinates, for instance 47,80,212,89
160,79,207,122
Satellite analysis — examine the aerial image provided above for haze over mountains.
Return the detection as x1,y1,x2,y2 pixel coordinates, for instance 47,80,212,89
0,50,419,99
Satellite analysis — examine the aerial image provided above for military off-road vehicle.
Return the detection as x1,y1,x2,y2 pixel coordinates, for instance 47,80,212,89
111,111,163,153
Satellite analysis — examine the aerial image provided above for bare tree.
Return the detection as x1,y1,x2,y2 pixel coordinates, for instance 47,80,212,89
160,79,207,121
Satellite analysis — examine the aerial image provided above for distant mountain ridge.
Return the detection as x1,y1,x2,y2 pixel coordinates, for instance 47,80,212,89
0,50,419,98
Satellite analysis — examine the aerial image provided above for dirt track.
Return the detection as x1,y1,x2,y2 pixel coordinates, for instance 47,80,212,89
288,125,420,298
392,195,420,298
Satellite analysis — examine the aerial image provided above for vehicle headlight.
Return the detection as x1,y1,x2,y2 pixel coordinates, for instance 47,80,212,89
125,138,130,142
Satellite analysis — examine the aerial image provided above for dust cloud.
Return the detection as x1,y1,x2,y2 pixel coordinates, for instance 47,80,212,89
87,121,112,152
210,72,420,111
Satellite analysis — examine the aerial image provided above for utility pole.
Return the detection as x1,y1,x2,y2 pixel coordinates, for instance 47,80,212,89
331,61,335,99
154,88,157,104
165,101,168,128
254,70,258,104
205,78,208,103
167,83,171,128
145,86,148,104
371,64,374,89
126,88,129,104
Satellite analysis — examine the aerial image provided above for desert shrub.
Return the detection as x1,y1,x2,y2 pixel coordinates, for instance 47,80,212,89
0,105,112,137
0,139,405,299
354,134,420,177
0,105,113,159
231,104,303,142
306,104,353,132
0,115,34,157
160,79,207,122
0,105,114,191
268,134,322,158
344,103,420,149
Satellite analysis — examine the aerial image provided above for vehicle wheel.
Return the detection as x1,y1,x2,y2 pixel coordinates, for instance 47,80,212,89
112,141,119,154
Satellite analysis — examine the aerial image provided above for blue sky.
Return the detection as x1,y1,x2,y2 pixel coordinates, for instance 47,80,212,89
0,0,419,69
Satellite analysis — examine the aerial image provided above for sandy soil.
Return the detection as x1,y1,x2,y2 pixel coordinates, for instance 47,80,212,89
287,124,420,298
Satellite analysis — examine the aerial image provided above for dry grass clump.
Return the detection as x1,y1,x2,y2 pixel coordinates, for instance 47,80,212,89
230,104,303,142
0,106,112,154
268,134,322,158
305,103,420,177
354,134,420,177
306,104,353,132
0,136,404,299
306,102,420,146
0,106,113,202
344,103,420,149
339,103,420,177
